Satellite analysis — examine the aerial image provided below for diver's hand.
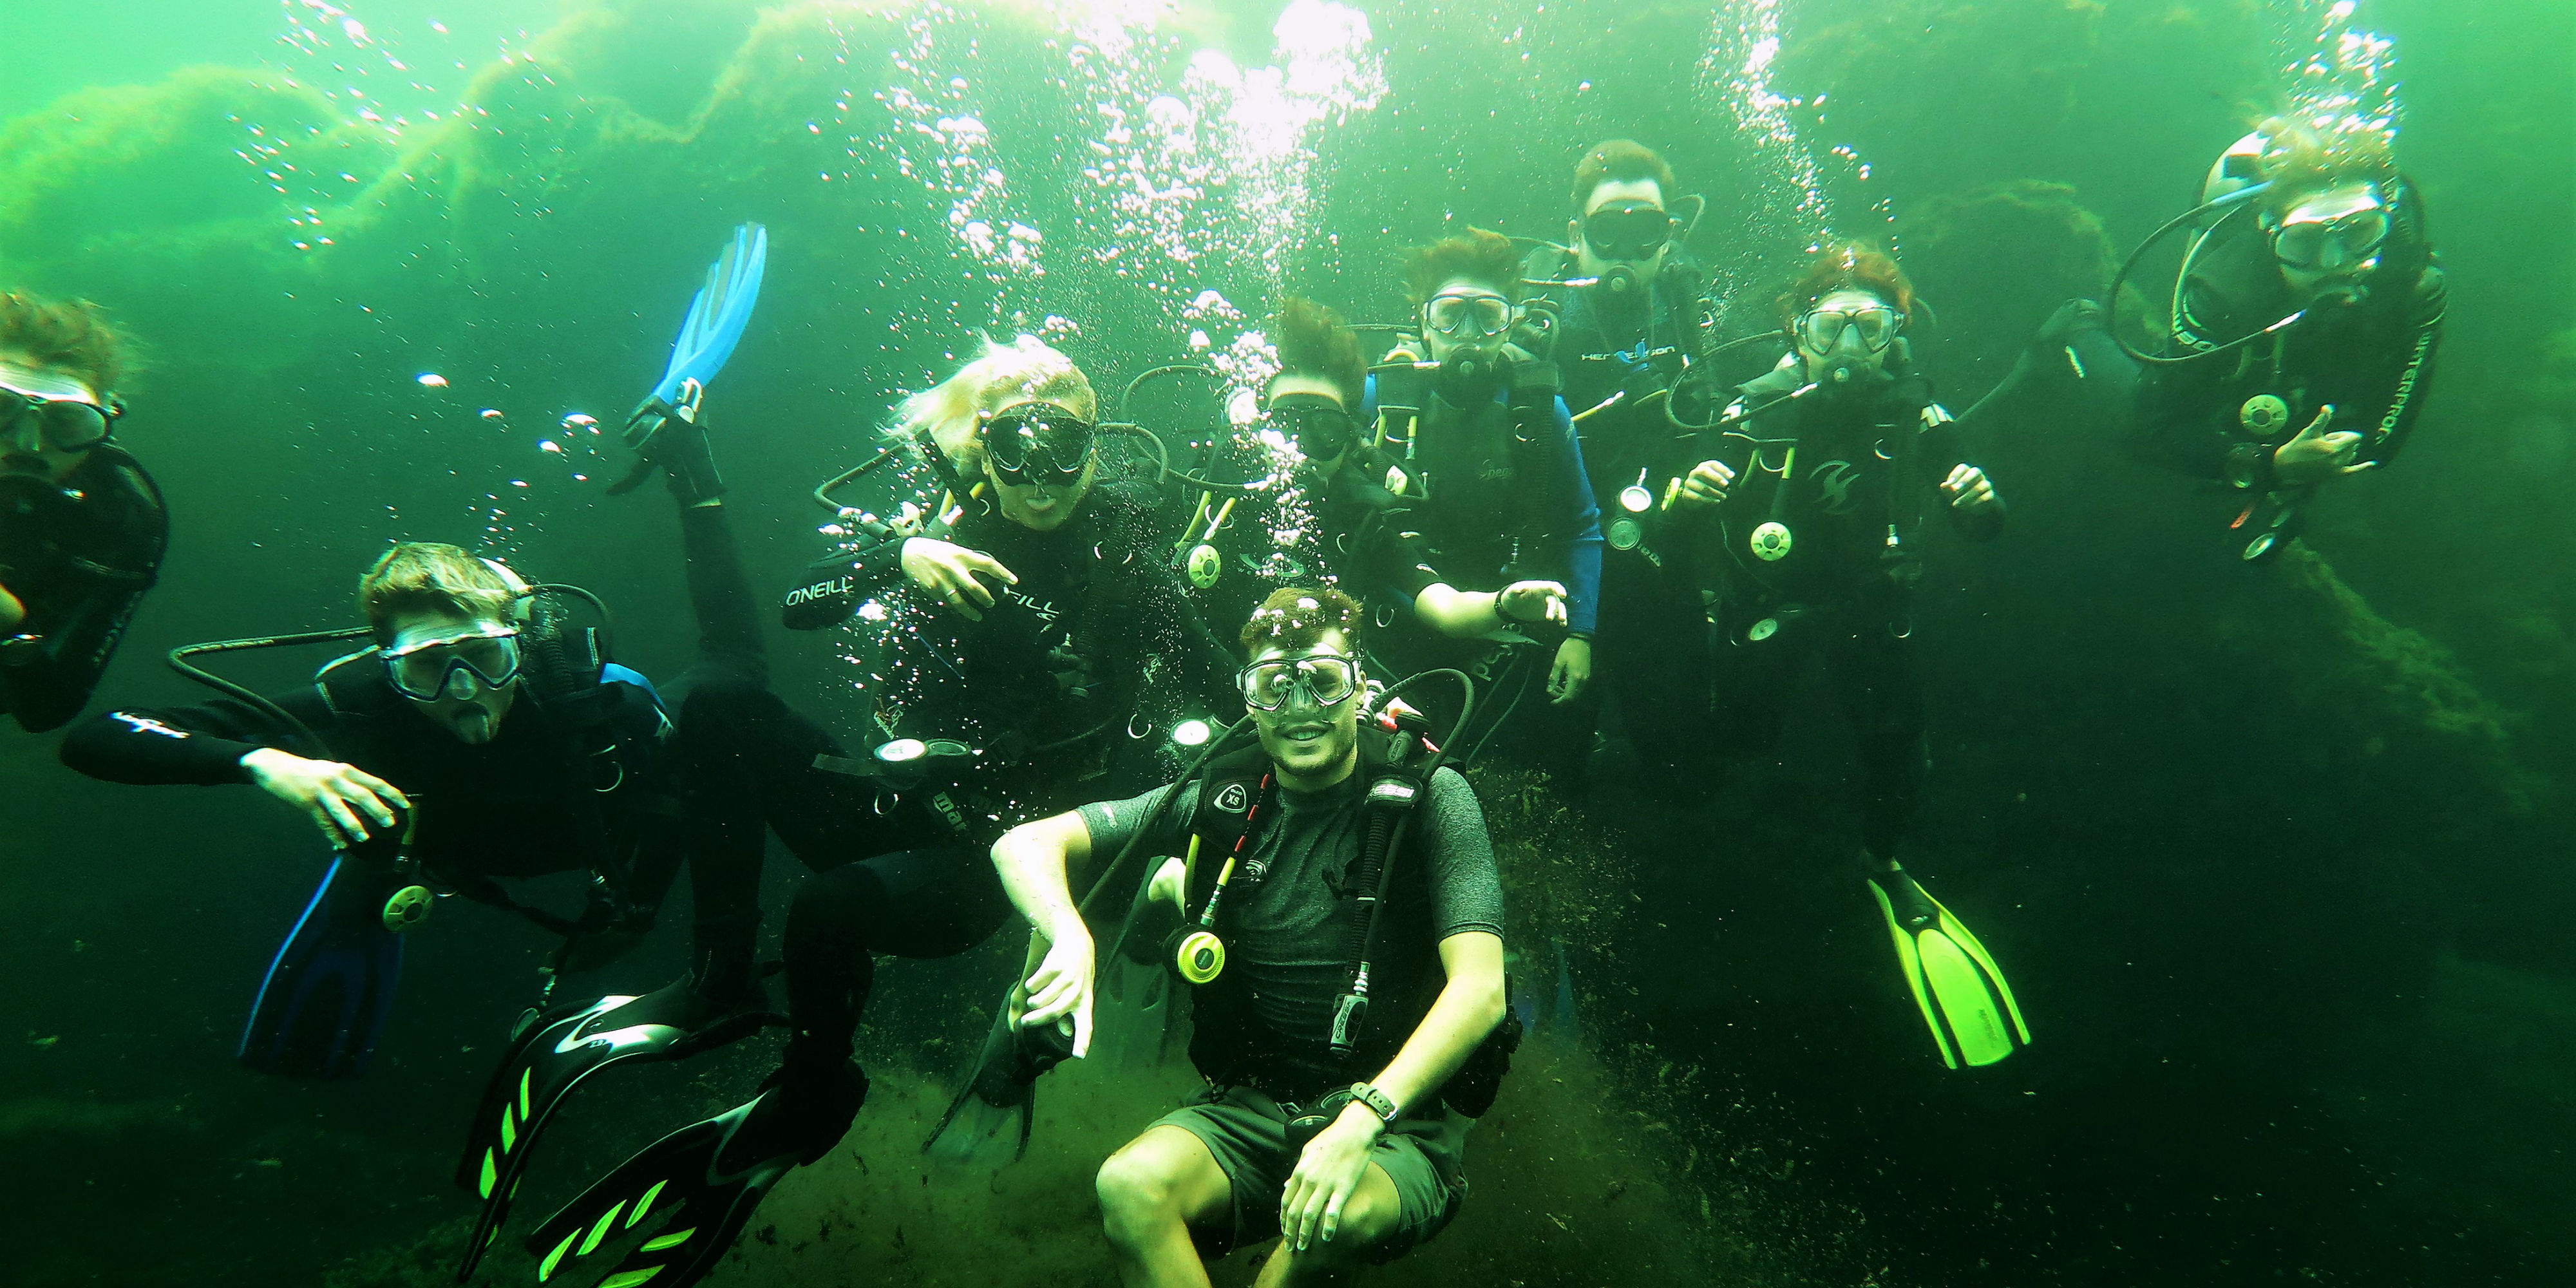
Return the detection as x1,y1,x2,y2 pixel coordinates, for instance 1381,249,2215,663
0,582,23,633
1494,580,1568,629
1675,459,1735,509
900,538,1018,621
1016,926,1096,1059
1281,1103,1383,1252
242,748,412,847
2271,406,2374,487
2033,299,2107,352
1549,636,1592,705
1940,464,2000,514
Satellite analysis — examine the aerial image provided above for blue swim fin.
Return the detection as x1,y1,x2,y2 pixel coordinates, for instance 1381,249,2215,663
238,856,404,1079
650,223,768,405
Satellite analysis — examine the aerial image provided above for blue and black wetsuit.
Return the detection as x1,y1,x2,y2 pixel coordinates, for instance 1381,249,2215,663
1345,372,1602,764
61,502,998,1009
0,445,166,733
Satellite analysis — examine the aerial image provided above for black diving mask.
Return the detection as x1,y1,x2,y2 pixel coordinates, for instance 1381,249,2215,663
980,404,1095,488
1264,395,1355,462
0,384,115,453
1582,200,1674,262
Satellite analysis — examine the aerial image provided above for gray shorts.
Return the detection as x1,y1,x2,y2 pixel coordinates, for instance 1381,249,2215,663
1153,1084,1470,1260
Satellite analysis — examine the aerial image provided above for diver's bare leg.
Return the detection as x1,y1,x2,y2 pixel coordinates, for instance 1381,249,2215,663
1097,1124,1233,1288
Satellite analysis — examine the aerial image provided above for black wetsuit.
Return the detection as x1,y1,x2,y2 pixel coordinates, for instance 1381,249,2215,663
0,446,166,733
782,451,1231,828
2132,185,2443,489
1681,359,2002,858
62,504,1004,1012
1548,271,1725,794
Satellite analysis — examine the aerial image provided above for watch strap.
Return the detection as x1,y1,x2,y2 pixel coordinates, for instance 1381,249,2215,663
1350,1081,1399,1126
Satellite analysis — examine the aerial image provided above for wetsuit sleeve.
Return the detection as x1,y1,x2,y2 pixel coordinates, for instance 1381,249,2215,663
2360,267,2445,466
1,564,157,734
1547,396,1605,636
1075,782,1186,860
1924,411,2005,542
1419,766,1503,940
59,685,337,786
780,537,909,630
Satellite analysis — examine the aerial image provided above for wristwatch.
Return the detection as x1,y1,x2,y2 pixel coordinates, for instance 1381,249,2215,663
1349,1082,1399,1128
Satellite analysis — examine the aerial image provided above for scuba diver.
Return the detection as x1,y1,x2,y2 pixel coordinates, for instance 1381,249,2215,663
2043,119,2442,562
0,290,166,734
1163,296,1373,633
783,334,1234,819
1353,229,1605,770
989,586,1511,1285
1514,140,1725,797
1670,243,2031,1070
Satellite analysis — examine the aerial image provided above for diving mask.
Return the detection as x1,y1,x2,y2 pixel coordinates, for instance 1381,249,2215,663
980,403,1095,488
0,366,114,453
1237,654,1361,712
383,625,523,701
1264,394,1355,462
1423,292,1513,340
1582,200,1674,262
1794,303,1902,355
2266,187,2389,272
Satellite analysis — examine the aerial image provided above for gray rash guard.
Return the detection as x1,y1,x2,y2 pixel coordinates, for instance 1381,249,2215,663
1080,764,1502,1043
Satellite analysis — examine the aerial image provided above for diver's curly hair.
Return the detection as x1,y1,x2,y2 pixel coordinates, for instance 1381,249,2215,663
1402,228,1523,308
1239,585,1363,659
892,335,1097,473
2251,117,2398,217
1271,297,1365,411
359,543,517,644
1775,242,1917,328
0,291,135,395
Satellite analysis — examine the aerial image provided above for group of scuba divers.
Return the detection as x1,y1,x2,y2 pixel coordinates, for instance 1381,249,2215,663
0,118,2439,1287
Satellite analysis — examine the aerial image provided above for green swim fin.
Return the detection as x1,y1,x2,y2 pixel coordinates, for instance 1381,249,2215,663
1866,868,2031,1068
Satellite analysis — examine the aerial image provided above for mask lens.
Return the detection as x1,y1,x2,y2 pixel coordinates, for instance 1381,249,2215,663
1242,661,1296,710
1293,657,1356,706
1584,206,1670,260
1426,295,1509,338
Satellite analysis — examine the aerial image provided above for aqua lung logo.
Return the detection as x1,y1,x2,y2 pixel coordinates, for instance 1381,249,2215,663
1214,782,1251,813
111,711,188,739
1812,460,1861,515
784,576,854,607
